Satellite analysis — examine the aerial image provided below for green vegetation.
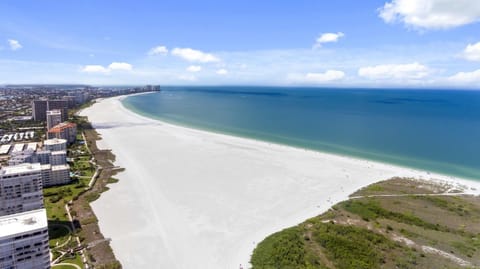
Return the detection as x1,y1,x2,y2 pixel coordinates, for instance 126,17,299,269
251,220,410,269
251,178,480,269
48,224,71,248
341,199,445,231
312,223,396,269
251,227,313,269
45,111,119,269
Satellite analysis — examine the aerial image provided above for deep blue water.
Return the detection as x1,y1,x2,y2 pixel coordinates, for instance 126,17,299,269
123,87,480,180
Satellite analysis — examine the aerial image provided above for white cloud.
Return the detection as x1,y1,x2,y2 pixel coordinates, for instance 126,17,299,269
379,0,480,30
7,39,22,50
463,42,480,61
304,70,345,83
216,69,228,75
358,62,429,80
186,65,202,72
314,32,344,48
108,62,133,71
81,62,132,73
448,69,480,83
171,48,220,63
148,45,168,55
81,65,109,73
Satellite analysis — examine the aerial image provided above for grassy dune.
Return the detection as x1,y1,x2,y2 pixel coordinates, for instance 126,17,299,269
251,178,480,269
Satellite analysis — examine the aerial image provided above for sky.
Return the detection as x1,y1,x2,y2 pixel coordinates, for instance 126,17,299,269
0,0,480,87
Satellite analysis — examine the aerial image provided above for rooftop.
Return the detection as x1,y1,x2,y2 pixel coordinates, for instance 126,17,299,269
0,208,48,239
12,143,25,153
26,142,37,151
43,138,67,145
51,150,66,156
0,163,42,176
48,122,77,133
51,164,70,171
0,144,11,155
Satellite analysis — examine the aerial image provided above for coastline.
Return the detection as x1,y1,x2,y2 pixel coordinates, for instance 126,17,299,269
81,95,480,269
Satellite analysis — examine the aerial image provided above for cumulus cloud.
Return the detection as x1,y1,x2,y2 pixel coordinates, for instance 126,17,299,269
448,69,480,83
314,32,344,48
304,70,345,82
379,0,480,30
148,45,168,55
463,42,480,61
108,62,133,71
186,65,202,72
81,62,132,73
358,62,429,80
81,65,109,73
171,48,220,63
216,69,228,75
7,39,22,50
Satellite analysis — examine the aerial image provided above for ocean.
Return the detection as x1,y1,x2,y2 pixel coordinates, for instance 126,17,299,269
122,87,480,180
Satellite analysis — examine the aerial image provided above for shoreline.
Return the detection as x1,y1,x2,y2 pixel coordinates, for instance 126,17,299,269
119,93,479,190
122,92,479,182
81,95,480,269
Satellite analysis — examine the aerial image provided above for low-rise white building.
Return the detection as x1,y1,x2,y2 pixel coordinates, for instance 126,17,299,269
0,164,44,216
0,208,50,269
0,145,11,155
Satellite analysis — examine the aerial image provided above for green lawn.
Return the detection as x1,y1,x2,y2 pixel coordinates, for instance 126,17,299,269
48,224,71,248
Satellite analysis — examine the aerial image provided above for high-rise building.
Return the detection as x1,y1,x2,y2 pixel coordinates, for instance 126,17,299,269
47,100,69,122
0,208,50,269
32,100,48,122
46,110,62,130
0,163,44,216
47,122,77,144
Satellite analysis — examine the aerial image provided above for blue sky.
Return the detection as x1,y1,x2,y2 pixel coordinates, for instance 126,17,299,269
0,0,479,87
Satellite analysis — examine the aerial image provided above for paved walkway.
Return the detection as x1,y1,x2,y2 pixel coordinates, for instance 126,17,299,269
65,203,89,269
52,262,82,269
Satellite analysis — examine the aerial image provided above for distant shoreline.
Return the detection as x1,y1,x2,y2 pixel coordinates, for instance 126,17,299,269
82,95,480,268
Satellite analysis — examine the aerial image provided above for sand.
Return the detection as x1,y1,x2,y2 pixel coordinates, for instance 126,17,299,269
81,95,480,269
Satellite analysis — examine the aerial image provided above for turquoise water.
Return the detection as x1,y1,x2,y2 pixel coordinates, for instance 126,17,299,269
122,87,480,180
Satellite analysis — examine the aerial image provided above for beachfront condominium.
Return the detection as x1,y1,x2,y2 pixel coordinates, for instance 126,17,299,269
9,149,66,167
0,208,50,269
0,163,44,217
43,138,67,152
47,122,77,144
46,110,62,130
6,139,70,187
40,164,70,186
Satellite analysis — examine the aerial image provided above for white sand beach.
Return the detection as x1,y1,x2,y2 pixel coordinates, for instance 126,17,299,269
81,95,480,269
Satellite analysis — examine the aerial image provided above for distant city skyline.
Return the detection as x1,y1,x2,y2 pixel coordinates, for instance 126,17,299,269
0,0,480,87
